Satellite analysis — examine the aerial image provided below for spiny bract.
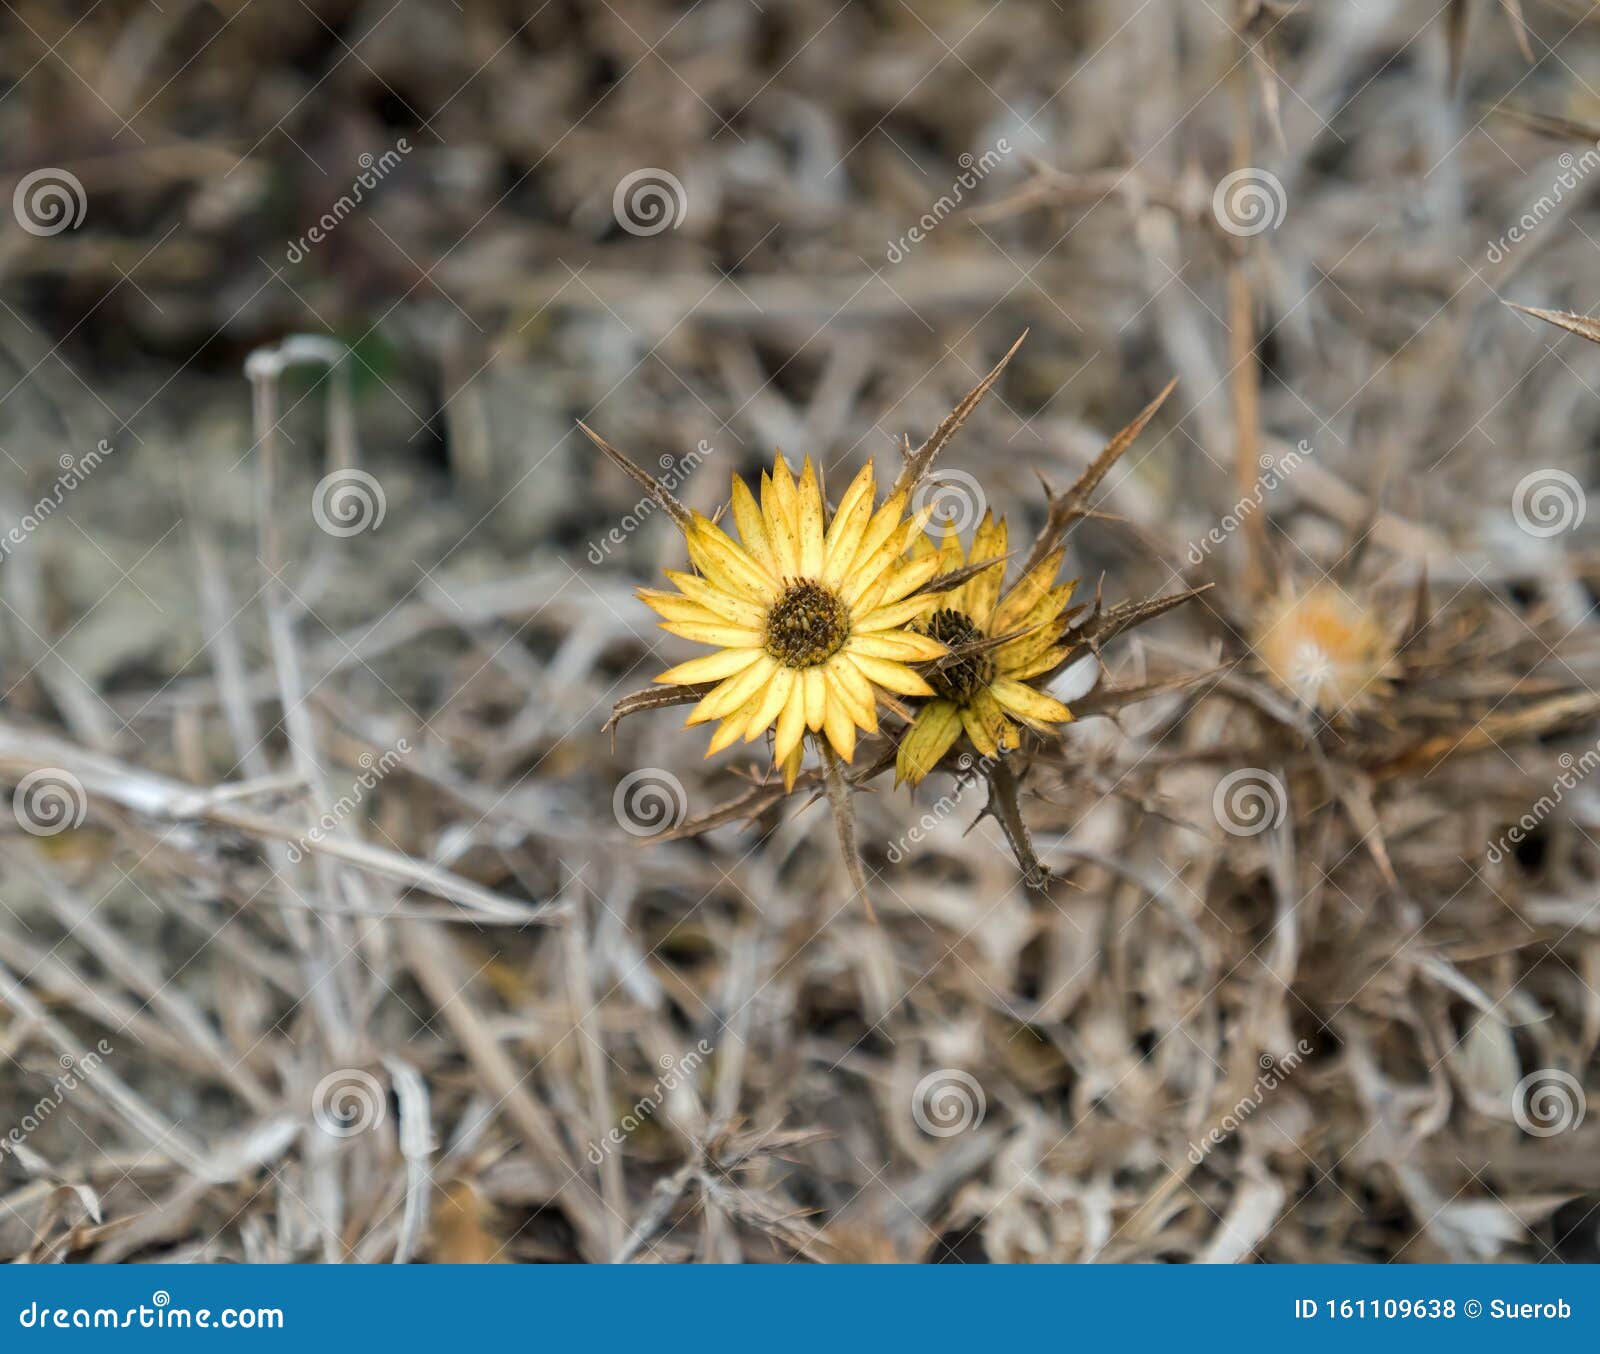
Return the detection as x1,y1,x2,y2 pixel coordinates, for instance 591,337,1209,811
641,453,948,788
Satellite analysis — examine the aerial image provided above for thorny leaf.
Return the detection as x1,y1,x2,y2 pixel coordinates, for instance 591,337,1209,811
1505,301,1600,346
911,554,1007,599
577,420,693,528
891,330,1028,500
604,683,710,746
1018,377,1179,578
1059,585,1213,664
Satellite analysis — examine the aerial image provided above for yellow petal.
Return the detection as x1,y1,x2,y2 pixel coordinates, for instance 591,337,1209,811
637,590,728,626
803,665,828,731
896,700,962,785
797,457,826,578
686,654,776,724
687,514,777,601
995,618,1071,675
846,652,934,697
867,552,944,608
1009,579,1078,633
656,648,764,685
968,686,1018,752
959,703,998,757
821,463,877,583
822,696,857,761
1006,642,1073,682
825,656,878,732
961,512,1008,627
825,665,876,736
839,490,909,598
706,706,754,754
994,549,1066,634
843,507,936,609
661,571,769,628
846,630,946,662
939,516,966,564
774,677,807,765
730,475,777,575
763,456,800,574
990,676,1072,727
659,620,765,647
854,592,944,633
781,742,803,791
842,534,916,608
742,664,794,742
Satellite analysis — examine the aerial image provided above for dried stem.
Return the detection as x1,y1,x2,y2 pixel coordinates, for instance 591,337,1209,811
982,757,1050,892
819,738,876,923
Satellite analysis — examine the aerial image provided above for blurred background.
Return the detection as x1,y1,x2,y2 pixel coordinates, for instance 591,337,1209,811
2,0,1600,1263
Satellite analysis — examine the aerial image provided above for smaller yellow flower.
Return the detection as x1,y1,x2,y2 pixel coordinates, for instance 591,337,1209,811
640,454,949,789
1251,583,1395,715
896,512,1076,785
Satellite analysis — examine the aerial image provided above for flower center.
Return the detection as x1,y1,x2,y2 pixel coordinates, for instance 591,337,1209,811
922,608,994,704
764,580,850,668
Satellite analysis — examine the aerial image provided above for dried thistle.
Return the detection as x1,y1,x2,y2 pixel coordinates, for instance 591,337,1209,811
1249,582,1397,718
596,337,1205,898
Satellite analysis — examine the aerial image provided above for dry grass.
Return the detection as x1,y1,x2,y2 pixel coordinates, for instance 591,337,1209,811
1,0,1599,1263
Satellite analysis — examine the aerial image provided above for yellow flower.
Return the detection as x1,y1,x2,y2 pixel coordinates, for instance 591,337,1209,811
895,512,1076,785
1251,583,1395,715
641,454,948,789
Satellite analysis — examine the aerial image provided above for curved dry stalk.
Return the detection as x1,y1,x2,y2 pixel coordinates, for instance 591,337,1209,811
820,738,876,923
604,683,711,745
